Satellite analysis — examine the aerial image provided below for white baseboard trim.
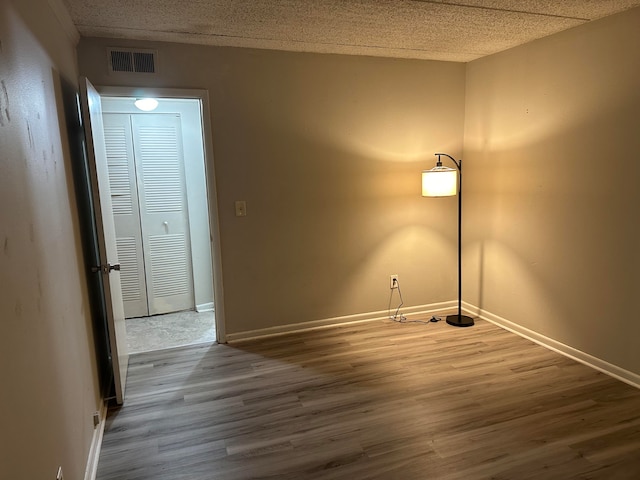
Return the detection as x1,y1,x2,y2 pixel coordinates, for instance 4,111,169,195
466,302,640,389
226,301,456,342
196,302,214,313
84,401,107,480
226,301,638,389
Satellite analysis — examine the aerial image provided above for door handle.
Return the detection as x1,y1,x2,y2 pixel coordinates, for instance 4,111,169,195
91,263,121,274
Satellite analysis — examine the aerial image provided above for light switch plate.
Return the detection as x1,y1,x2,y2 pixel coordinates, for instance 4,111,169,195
235,200,247,217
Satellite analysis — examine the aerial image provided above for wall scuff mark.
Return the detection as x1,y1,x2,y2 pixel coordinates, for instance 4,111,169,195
0,80,10,126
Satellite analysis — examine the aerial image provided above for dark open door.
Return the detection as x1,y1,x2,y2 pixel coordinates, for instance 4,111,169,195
79,77,129,404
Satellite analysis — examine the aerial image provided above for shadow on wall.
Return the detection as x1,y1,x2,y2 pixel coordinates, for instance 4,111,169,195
222,127,460,332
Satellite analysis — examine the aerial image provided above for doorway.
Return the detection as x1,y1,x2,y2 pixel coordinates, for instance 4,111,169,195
99,92,225,350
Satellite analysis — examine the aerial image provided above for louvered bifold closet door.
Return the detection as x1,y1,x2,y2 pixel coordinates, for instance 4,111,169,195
131,114,194,316
103,114,149,318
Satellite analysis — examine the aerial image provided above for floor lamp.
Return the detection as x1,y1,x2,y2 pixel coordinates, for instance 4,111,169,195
422,152,474,327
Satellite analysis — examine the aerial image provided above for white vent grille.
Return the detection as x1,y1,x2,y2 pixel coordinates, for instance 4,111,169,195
107,48,157,74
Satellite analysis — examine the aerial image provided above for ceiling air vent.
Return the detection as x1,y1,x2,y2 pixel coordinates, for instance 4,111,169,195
107,48,158,74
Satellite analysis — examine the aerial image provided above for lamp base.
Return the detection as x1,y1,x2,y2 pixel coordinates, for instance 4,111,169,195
446,314,475,327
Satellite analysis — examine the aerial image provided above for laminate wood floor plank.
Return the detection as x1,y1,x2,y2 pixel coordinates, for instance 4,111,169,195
96,319,640,479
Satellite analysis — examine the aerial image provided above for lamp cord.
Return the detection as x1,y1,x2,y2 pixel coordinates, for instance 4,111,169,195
389,278,442,325
389,279,407,322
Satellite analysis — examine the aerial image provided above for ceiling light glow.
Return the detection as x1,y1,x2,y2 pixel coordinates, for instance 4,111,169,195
134,98,159,111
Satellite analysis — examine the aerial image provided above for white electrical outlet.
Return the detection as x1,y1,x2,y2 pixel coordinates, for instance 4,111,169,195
56,466,64,480
390,274,399,289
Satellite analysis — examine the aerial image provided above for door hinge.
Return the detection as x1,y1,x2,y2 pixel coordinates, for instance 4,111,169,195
91,263,121,274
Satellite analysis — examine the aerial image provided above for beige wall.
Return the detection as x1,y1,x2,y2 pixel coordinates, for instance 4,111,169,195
78,39,466,334
464,7,640,375
0,0,102,478
2,2,637,477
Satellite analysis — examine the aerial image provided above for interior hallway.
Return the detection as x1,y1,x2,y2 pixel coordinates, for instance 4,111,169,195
126,310,216,353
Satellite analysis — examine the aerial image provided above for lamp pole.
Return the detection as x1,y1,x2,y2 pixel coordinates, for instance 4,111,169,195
434,153,474,327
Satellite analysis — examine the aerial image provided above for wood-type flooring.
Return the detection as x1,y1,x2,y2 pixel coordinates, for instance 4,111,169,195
96,318,640,479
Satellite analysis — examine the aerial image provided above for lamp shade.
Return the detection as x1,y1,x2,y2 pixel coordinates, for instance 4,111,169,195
422,166,457,197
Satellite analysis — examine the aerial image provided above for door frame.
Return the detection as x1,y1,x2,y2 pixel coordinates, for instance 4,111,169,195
98,86,226,343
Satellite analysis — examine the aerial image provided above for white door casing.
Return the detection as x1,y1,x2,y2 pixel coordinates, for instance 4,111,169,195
96,86,226,343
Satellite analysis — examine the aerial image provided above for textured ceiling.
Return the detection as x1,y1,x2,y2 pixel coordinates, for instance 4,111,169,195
63,0,640,62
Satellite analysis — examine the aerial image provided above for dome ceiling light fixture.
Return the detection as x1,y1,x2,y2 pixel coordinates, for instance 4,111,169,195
134,98,159,111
